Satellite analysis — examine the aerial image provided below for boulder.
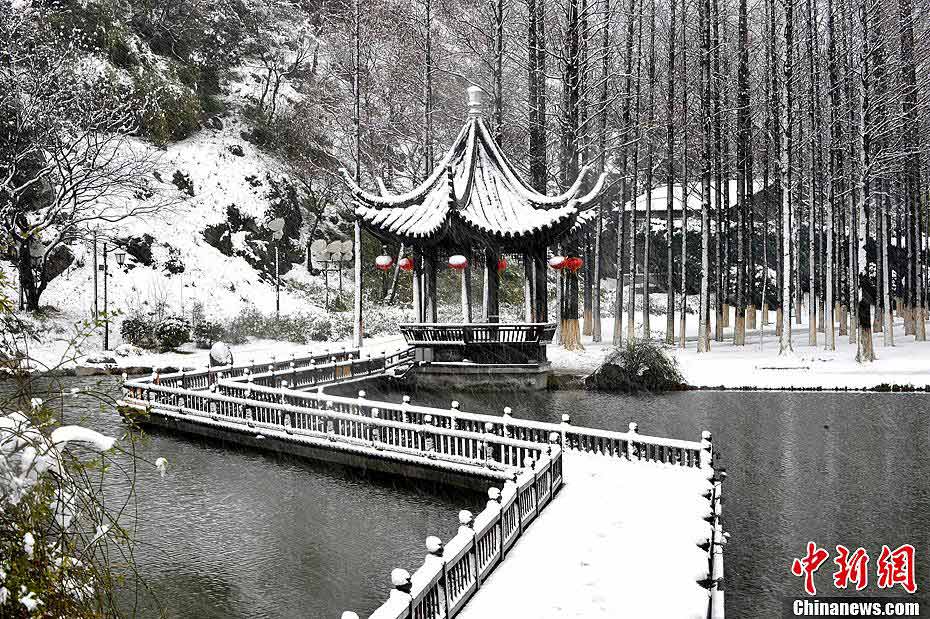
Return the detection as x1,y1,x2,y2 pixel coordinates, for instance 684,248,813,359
209,341,233,367
115,343,143,357
85,352,117,365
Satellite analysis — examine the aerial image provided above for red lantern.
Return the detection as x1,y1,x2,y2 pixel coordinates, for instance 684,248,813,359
548,256,565,270
448,255,468,270
565,256,584,272
375,255,394,271
398,257,414,272
497,257,508,273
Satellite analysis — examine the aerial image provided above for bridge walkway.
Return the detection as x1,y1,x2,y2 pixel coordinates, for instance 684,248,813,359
458,451,712,619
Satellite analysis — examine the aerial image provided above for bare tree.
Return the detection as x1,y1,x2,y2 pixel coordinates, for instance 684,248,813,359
0,14,165,311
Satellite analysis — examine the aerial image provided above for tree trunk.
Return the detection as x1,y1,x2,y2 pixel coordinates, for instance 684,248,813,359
778,0,794,355
698,0,712,353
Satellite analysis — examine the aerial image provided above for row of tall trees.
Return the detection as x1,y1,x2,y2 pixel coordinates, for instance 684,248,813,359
338,0,928,361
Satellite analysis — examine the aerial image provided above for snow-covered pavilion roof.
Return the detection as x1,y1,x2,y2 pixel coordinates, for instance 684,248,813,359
341,95,605,252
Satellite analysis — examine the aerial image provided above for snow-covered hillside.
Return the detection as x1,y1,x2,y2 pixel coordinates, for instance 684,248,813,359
2,118,335,329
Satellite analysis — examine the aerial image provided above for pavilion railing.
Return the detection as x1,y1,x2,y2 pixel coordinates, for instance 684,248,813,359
365,446,563,619
399,323,556,346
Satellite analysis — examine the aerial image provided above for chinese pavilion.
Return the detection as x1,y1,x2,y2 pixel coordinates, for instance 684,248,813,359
342,87,605,387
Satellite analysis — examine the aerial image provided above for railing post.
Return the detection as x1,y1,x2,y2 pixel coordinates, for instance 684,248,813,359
425,535,449,613
627,421,639,460
700,430,714,469
371,407,380,449
179,370,187,390
483,422,495,466
502,406,512,438
401,395,411,447
423,414,435,458
525,456,537,510
325,401,335,439
389,568,412,604
560,413,571,449
357,390,367,416
458,510,477,587
488,486,503,557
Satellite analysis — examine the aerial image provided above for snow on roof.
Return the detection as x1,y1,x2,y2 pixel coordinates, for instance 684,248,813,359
622,179,768,213
342,117,606,244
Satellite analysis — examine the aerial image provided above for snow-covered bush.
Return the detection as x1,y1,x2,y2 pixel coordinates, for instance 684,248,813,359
193,320,225,349
364,305,414,337
0,275,148,617
586,339,686,393
154,316,191,351
120,315,158,350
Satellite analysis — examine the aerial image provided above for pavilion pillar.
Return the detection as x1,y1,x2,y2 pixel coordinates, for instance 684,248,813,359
533,247,548,322
422,249,438,323
461,249,473,322
413,247,423,322
484,246,500,323
523,254,534,321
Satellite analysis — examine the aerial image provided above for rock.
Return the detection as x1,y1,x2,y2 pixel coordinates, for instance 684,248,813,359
85,352,117,365
227,143,244,157
115,343,143,357
209,342,233,367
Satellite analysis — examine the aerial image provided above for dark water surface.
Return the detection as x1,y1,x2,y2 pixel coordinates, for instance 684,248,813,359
0,376,481,619
342,382,930,619
7,375,929,618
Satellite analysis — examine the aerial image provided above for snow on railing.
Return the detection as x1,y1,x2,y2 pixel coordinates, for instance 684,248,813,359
121,382,552,474
235,348,415,390
345,445,563,619
691,432,726,619
399,322,557,345
215,382,704,468
136,348,364,390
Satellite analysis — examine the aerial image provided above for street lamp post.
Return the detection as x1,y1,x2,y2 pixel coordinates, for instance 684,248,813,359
99,244,126,351
309,239,353,311
268,218,285,319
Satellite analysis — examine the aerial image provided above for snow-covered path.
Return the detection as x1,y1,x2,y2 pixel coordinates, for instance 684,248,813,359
459,452,711,619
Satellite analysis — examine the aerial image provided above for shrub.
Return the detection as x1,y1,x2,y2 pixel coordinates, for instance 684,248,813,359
154,316,191,351
120,315,158,350
586,339,686,393
193,320,224,349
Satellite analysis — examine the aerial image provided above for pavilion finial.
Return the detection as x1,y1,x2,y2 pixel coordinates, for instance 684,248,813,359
466,86,485,117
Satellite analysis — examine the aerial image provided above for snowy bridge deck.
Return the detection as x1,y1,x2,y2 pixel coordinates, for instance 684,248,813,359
458,452,715,619
121,349,724,619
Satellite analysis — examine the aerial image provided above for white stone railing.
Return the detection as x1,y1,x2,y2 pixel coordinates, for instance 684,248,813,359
121,381,554,475
345,446,563,619
234,348,415,390
216,382,705,468
123,355,721,619
145,348,363,390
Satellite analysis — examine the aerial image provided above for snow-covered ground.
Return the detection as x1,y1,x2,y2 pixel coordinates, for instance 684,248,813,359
459,452,711,619
548,296,930,390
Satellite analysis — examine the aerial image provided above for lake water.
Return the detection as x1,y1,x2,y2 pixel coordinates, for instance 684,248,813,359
7,376,929,618
338,382,930,618
0,376,481,619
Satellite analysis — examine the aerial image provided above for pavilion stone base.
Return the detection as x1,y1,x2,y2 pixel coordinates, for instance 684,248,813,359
411,361,551,392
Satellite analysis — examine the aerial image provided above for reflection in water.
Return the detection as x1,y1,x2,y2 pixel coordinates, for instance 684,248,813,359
1,376,481,619
345,382,930,619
